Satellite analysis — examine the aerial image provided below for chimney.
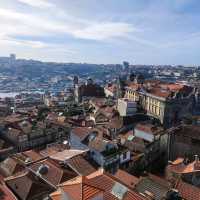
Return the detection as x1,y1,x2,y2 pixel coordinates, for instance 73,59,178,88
195,155,199,163
194,155,200,170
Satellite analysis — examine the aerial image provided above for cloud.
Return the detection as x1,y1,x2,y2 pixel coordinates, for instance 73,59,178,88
17,0,55,8
0,35,47,48
0,35,77,60
0,8,68,36
1,0,199,64
73,22,137,41
0,8,137,42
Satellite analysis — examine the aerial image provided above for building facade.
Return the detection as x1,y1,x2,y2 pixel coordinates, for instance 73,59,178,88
125,81,196,128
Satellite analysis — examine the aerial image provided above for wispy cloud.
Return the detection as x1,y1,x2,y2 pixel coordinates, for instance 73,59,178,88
0,7,137,42
17,0,55,8
73,22,137,41
0,34,77,59
0,35,48,48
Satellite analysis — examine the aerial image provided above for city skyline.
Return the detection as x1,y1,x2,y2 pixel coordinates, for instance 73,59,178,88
0,0,200,65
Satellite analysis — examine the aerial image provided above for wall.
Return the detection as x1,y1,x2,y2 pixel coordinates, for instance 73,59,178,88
120,151,131,164
135,129,154,142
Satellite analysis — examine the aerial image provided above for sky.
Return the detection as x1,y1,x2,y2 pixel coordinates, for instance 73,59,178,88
0,0,200,65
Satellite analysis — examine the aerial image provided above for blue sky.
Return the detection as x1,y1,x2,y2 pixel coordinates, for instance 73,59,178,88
0,0,200,65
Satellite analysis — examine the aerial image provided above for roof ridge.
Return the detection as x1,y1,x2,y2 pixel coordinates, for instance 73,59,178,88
104,171,147,199
4,170,28,181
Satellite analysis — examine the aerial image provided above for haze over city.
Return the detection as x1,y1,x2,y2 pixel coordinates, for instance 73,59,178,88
0,0,200,64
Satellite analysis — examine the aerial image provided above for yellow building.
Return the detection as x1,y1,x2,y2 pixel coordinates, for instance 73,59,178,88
125,82,195,128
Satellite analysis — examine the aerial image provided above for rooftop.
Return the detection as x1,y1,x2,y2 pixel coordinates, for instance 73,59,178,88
29,158,77,187
5,171,53,200
13,150,44,165
175,180,200,200
0,157,25,178
126,81,194,100
49,149,88,162
135,174,170,200
167,156,200,174
72,127,93,141
135,122,163,136
0,182,17,200
51,169,147,200
114,169,139,189
66,155,97,176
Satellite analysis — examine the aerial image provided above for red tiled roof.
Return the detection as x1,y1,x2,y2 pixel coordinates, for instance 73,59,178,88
22,150,43,162
72,127,92,141
39,143,69,157
135,123,163,135
5,171,53,200
127,81,193,99
148,88,171,98
135,175,170,200
87,170,147,200
114,169,139,189
13,150,44,164
161,83,184,91
29,159,77,186
167,158,200,174
67,155,96,176
51,176,103,200
0,182,17,200
127,83,142,91
175,180,200,200
51,169,147,200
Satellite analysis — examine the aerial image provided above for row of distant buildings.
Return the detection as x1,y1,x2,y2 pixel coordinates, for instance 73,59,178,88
105,74,199,127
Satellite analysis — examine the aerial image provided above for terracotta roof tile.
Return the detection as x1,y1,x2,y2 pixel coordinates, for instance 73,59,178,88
148,87,171,98
135,175,170,200
0,182,17,200
175,180,200,200
49,149,87,162
167,158,200,174
127,83,142,91
114,169,139,189
5,171,53,200
29,159,77,186
51,176,103,200
135,123,163,135
72,127,92,141
51,169,147,200
87,170,147,200
13,150,44,165
23,150,44,162
67,155,96,176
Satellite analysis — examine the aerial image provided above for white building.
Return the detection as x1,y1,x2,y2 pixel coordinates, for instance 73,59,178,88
104,84,117,98
117,98,137,117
